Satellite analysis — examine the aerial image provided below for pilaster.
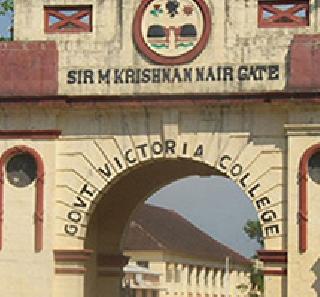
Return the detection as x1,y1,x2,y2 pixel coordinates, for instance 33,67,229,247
97,254,129,297
53,249,93,297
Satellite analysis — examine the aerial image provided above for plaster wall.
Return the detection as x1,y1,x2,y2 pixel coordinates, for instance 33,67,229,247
0,139,56,297
0,103,318,296
13,0,318,95
0,0,318,296
285,125,320,297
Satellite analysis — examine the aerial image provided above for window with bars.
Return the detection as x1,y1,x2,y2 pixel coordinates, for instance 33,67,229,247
44,6,92,33
258,0,309,28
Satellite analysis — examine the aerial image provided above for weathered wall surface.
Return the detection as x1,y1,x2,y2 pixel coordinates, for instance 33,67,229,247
54,103,288,297
12,0,319,95
0,103,319,296
0,138,56,296
285,123,320,297
1,0,320,297
0,41,58,96
0,103,289,297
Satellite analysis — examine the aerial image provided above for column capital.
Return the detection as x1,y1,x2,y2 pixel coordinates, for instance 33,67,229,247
257,250,288,276
54,249,94,275
257,249,287,263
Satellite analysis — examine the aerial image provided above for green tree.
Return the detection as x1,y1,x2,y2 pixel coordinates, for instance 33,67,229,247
244,219,263,247
244,219,264,296
249,266,264,295
0,0,13,16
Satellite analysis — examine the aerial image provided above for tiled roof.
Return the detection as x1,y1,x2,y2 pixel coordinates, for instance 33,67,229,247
124,204,251,266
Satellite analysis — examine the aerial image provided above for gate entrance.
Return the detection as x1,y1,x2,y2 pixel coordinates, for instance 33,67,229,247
49,108,286,297
83,158,268,297
2,0,320,296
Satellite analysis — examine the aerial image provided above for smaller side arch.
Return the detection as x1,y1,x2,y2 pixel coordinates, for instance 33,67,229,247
0,145,44,252
298,143,320,253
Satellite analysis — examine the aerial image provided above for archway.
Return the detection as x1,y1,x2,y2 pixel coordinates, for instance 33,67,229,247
52,112,287,297
81,157,280,297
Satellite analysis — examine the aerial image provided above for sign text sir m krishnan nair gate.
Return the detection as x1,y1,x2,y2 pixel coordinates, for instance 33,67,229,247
1,0,320,296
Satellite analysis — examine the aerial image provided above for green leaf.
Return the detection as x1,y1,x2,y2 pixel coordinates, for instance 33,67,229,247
243,219,264,247
0,0,14,15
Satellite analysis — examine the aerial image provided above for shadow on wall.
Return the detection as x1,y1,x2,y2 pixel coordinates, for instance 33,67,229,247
312,258,320,295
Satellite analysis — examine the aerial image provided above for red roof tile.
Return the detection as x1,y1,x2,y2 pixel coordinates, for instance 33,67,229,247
124,204,251,266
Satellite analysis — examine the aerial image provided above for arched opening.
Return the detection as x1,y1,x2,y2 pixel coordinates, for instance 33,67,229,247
0,145,44,252
123,176,261,297
299,143,320,253
83,158,263,297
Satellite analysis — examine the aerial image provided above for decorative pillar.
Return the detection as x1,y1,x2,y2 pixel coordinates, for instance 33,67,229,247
207,268,213,296
215,269,222,297
191,265,196,294
181,264,188,296
198,266,205,296
187,265,192,296
53,249,93,297
166,263,174,294
229,269,236,297
257,250,288,297
176,264,183,295
97,254,129,297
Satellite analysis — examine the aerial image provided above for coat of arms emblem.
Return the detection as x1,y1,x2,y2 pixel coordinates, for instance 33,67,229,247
133,0,211,65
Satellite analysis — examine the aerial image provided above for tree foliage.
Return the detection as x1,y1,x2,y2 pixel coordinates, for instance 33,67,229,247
249,266,264,293
244,219,264,294
244,219,263,247
0,0,13,16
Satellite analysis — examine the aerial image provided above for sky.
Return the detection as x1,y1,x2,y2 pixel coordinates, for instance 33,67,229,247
0,11,260,258
0,6,10,37
0,10,11,38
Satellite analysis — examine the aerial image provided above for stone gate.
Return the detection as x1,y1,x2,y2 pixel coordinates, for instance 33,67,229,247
1,0,320,296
